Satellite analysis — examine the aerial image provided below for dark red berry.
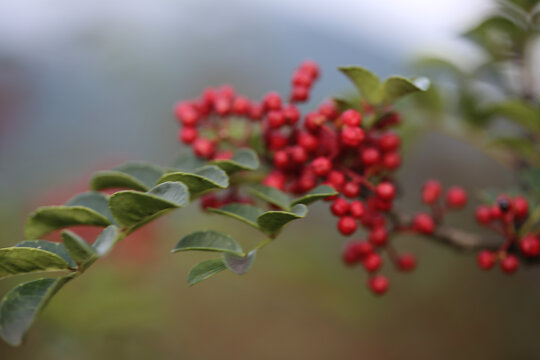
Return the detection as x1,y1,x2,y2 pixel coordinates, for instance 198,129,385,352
341,109,362,127
361,148,380,167
413,213,435,234
192,138,215,159
290,85,309,102
179,127,198,144
369,226,388,246
267,110,286,129
500,254,519,274
283,105,300,125
299,60,319,79
363,253,382,272
341,126,365,147
330,198,349,216
343,182,360,198
338,216,357,236
520,234,540,257
311,157,332,176
263,92,282,111
233,96,251,115
477,250,495,270
382,152,401,170
513,196,529,219
326,171,346,189
368,275,389,295
349,201,365,218
397,253,416,271
422,180,442,205
378,133,400,152
446,187,467,209
297,132,318,152
273,150,289,168
289,146,308,164
375,182,396,201
475,205,491,225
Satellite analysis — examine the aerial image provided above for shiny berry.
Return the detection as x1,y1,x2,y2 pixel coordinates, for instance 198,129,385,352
477,250,495,270
368,275,389,295
290,85,309,102
413,213,435,234
382,152,401,170
192,138,215,159
326,171,346,189
283,105,300,125
299,60,319,79
378,133,400,152
446,187,467,209
500,254,519,274
375,182,396,201
363,253,382,272
520,234,540,257
273,150,289,168
267,110,286,129
341,109,362,127
263,92,282,111
338,216,357,236
232,96,250,115
343,182,360,198
369,227,388,246
422,180,442,205
298,132,318,152
361,148,380,166
341,126,365,147
311,157,332,176
179,127,198,144
349,201,365,218
397,253,416,271
513,196,529,219
475,205,491,225
330,198,349,216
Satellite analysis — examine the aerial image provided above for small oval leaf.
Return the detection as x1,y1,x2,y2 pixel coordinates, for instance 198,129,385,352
158,165,228,197
0,276,72,346
90,171,149,192
339,66,382,104
173,230,243,256
382,76,429,104
24,206,111,240
291,185,338,206
0,247,72,280
61,231,97,269
92,225,121,256
249,185,291,211
187,259,227,286
113,162,164,189
15,240,75,268
65,191,116,224
222,250,257,275
209,149,260,173
208,203,263,229
257,204,308,235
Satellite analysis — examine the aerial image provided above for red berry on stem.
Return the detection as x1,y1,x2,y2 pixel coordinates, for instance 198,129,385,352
292,70,312,87
369,226,388,246
341,109,362,127
299,60,319,79
361,148,380,167
326,170,346,189
311,157,332,176
349,200,365,218
413,213,435,234
422,180,442,205
446,186,467,209
375,182,396,201
343,181,360,198
338,216,357,236
283,105,300,125
273,150,289,168
174,102,200,126
290,85,309,102
368,275,389,295
233,96,250,115
263,92,282,111
477,250,495,270
520,234,540,257
192,138,215,159
382,152,401,170
289,146,307,164
500,254,519,274
298,132,318,152
330,198,349,216
398,253,416,271
179,127,198,144
363,253,382,272
267,110,286,129
475,205,492,225
513,196,529,219
378,133,400,152
341,126,365,147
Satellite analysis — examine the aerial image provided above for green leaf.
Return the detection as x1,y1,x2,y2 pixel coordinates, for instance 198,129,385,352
222,250,257,275
507,0,539,12
209,148,260,173
15,240,75,268
249,185,291,211
109,182,189,228
0,247,72,280
61,231,97,269
158,165,229,197
90,171,149,192
382,76,429,104
171,152,206,172
114,162,164,188
257,204,308,235
485,100,540,133
291,185,338,206
0,276,72,346
208,203,263,229
172,230,243,256
338,66,382,104
92,225,121,256
65,191,116,224
24,206,112,240
187,259,226,286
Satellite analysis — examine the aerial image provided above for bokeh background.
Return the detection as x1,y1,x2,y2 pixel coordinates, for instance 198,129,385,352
1,1,540,359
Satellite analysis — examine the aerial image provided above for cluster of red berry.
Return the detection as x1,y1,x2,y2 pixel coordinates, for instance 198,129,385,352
475,195,536,274
173,60,534,296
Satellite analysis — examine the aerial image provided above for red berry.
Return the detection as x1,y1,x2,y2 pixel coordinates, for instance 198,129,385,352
343,182,360,198
397,253,416,271
214,96,231,116
267,110,286,129
298,173,316,192
249,103,264,120
299,60,319,79
219,84,236,100
341,109,362,127
330,198,349,216
326,171,346,189
421,180,442,205
446,186,467,209
192,138,215,159
289,146,307,164
268,132,288,151
318,100,338,120
342,244,359,265
500,254,519,274
233,96,250,115
174,102,199,126
283,105,300,125
290,85,309,102
297,132,318,152
513,196,529,219
311,157,332,176
349,201,365,218
338,216,357,236
477,250,495,270
520,234,540,257
475,205,492,225
273,150,289,168
213,150,233,160
381,152,400,170
375,182,396,201
292,70,312,87
368,275,389,295
341,126,365,147
490,205,503,219
363,253,382,272
361,148,380,167
378,133,400,152
179,127,198,144
413,213,435,234
369,227,388,246
263,92,282,111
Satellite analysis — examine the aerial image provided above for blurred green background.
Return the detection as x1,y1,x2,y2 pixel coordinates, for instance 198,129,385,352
1,0,540,359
